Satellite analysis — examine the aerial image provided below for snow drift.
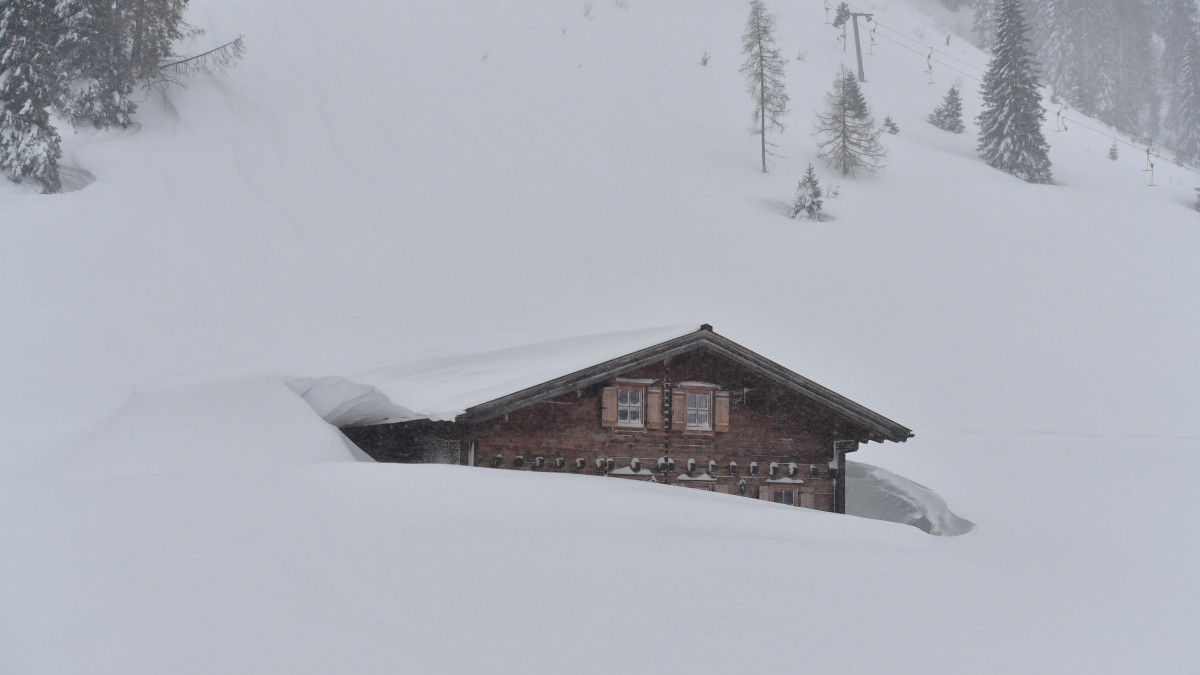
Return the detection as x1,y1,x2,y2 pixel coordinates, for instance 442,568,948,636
847,459,974,536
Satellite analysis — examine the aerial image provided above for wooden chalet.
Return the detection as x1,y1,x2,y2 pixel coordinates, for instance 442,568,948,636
342,324,912,514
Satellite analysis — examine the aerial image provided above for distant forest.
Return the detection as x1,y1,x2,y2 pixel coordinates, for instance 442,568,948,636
942,0,1200,163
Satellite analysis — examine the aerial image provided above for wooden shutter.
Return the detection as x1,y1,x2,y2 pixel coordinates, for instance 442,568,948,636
645,387,663,429
601,387,618,427
671,390,687,430
714,391,730,432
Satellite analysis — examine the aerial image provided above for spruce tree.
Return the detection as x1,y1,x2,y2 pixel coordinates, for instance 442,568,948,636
971,0,997,49
1107,141,1119,160
0,0,64,193
882,115,900,135
814,67,886,176
790,163,823,220
740,0,788,173
1166,5,1200,162
929,84,965,132
1161,0,1197,98
976,0,1052,183
124,0,191,83
56,0,135,128
832,2,851,29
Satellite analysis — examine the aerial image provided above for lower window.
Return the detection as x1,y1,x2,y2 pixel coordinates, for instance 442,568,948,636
773,490,796,506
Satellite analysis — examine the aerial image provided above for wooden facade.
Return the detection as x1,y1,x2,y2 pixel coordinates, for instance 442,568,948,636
341,325,912,514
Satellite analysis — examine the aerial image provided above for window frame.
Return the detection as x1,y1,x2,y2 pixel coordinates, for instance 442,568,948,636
684,390,712,431
616,386,645,428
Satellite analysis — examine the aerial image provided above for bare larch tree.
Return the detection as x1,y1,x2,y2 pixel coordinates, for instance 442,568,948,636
740,0,788,173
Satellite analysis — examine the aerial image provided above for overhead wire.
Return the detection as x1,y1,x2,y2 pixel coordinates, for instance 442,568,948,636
873,31,982,83
871,21,986,74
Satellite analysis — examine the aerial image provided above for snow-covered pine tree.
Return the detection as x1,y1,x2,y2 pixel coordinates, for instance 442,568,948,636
55,0,135,129
124,0,191,83
1161,0,1198,100
0,0,65,193
928,84,965,132
971,0,997,50
1166,3,1200,162
740,0,788,173
976,0,1052,183
1108,141,1119,160
1108,0,1157,134
814,66,886,176
882,115,899,134
790,163,823,220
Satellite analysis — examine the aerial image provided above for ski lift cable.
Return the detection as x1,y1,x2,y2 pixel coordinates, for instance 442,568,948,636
871,21,986,73
1062,115,1200,176
874,32,981,82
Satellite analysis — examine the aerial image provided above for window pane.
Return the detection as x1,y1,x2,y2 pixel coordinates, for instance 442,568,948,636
697,394,709,408
629,408,641,422
785,491,795,505
629,391,641,405
687,411,697,425
619,390,629,404
618,408,628,421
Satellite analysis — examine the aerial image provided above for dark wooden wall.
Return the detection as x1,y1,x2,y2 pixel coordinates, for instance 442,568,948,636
461,349,862,512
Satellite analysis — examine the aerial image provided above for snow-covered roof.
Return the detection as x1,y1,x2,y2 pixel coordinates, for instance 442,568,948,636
294,323,913,443
295,325,698,425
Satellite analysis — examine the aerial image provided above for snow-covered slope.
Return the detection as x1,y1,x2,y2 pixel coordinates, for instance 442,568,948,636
1,0,1198,672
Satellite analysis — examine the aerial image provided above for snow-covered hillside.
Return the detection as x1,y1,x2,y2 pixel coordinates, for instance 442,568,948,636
2,0,1198,672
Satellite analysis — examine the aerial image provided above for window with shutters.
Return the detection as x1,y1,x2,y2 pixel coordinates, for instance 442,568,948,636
671,384,728,433
617,387,643,427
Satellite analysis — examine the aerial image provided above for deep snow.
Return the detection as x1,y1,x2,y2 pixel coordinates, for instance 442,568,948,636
1,0,1198,672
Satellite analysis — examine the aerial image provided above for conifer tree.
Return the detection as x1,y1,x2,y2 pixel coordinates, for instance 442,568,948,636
0,0,64,193
1161,0,1197,98
882,115,900,135
56,0,135,128
740,0,788,173
790,163,824,220
976,0,1052,183
929,84,966,132
1107,141,1119,160
971,0,997,50
1166,4,1200,161
832,2,851,29
124,0,191,82
814,67,886,176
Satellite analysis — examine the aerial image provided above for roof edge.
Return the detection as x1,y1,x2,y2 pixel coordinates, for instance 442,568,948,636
458,326,913,443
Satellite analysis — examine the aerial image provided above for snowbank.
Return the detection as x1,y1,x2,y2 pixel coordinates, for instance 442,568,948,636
847,460,974,536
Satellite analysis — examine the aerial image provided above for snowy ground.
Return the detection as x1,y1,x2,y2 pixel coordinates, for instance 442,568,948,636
2,0,1198,672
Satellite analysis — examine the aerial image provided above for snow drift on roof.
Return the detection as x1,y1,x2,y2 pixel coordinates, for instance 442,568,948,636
300,325,698,424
